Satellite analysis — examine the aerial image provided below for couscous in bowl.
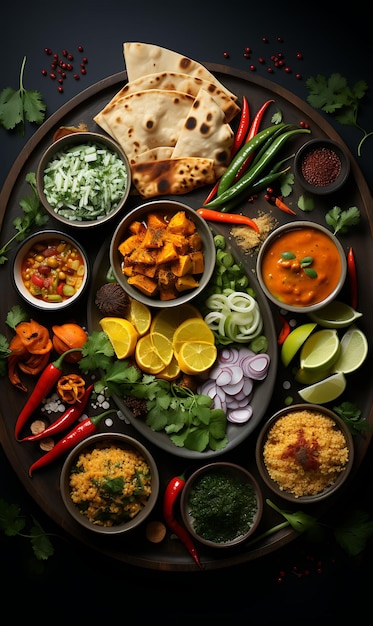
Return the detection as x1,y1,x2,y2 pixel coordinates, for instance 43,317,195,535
255,404,354,504
60,432,159,534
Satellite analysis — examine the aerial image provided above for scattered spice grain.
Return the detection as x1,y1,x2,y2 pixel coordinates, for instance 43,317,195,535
231,212,277,255
301,147,341,187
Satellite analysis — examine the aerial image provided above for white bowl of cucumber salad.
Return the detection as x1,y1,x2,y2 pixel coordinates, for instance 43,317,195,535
36,132,131,229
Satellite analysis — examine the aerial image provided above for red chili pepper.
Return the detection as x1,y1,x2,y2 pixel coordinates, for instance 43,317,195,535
14,348,82,440
197,207,259,233
274,196,296,215
235,98,274,178
19,383,94,443
277,315,291,345
28,409,116,477
347,247,358,310
202,96,250,205
163,473,202,570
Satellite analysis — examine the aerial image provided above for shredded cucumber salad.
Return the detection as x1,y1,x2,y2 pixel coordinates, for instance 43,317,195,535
43,142,128,221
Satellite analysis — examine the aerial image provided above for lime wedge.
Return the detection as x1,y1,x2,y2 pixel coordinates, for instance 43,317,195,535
299,329,340,371
332,325,368,374
294,367,332,385
309,301,363,328
281,322,317,367
298,372,347,404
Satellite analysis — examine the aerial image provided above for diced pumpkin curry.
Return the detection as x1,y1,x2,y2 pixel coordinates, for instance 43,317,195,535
118,211,205,300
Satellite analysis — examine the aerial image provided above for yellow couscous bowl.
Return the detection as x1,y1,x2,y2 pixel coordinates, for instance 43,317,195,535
255,404,354,504
60,432,159,534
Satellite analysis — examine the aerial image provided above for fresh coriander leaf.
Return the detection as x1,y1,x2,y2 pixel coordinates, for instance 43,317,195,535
298,194,315,212
334,509,373,556
30,520,55,560
280,171,294,198
271,109,283,124
0,499,25,535
0,56,46,135
5,305,28,330
325,205,361,234
333,401,373,434
0,173,48,265
305,73,372,156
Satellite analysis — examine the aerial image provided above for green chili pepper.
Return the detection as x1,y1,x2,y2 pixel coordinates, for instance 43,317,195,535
216,123,287,196
206,128,311,208
218,166,291,213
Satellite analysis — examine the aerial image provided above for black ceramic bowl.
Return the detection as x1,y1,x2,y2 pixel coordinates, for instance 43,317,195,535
180,462,263,548
36,131,131,228
294,138,350,195
110,199,216,309
255,404,354,504
60,432,159,535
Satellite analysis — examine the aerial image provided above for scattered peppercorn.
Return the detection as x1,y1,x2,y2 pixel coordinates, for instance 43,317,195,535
42,45,88,93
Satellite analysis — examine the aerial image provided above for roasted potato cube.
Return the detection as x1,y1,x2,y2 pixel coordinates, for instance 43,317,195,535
156,241,179,265
189,251,205,274
142,227,165,248
175,275,200,292
167,211,196,235
127,274,158,297
147,212,167,229
171,255,193,277
118,234,144,256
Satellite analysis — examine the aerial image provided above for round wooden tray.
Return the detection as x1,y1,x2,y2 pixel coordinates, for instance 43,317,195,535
0,65,372,571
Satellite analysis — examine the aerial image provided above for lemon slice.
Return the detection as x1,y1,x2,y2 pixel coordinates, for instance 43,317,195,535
99,317,138,359
172,317,215,356
177,341,218,375
298,372,347,404
156,355,181,381
150,304,202,341
150,331,174,366
128,299,152,336
331,325,368,374
309,301,363,328
281,323,317,367
135,334,167,374
299,329,340,371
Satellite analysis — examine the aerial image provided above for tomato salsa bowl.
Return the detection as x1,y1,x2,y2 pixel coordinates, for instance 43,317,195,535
256,221,347,314
13,229,90,311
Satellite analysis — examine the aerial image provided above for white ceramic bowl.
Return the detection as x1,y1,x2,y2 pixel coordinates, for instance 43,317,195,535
36,131,131,228
180,462,263,548
255,403,354,504
256,220,347,314
13,229,90,311
60,432,159,535
110,199,216,309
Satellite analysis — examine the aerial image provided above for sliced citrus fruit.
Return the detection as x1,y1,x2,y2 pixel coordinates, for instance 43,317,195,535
156,355,181,381
135,333,168,374
127,298,152,336
309,300,363,328
150,331,174,366
299,329,340,371
331,325,368,374
177,341,218,375
172,317,215,356
99,317,138,359
294,367,332,385
298,372,346,404
281,322,317,367
150,304,202,341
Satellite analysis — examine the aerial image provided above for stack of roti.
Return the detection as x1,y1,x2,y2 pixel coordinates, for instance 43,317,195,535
93,42,240,198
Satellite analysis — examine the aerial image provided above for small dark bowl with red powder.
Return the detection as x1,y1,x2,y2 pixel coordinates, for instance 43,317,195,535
294,138,350,195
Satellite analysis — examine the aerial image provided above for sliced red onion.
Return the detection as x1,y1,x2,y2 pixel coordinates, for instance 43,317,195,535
221,378,245,396
244,354,271,380
219,347,240,364
227,407,253,423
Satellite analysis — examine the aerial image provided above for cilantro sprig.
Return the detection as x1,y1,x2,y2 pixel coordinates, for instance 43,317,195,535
0,498,54,561
325,205,361,235
0,56,46,136
0,172,49,265
78,331,228,452
305,73,372,156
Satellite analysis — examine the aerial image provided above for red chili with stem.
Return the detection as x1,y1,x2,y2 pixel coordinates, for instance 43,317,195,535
202,96,250,205
347,247,358,310
28,409,116,477
163,473,202,569
274,196,296,215
235,98,274,178
19,383,94,443
14,348,82,440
